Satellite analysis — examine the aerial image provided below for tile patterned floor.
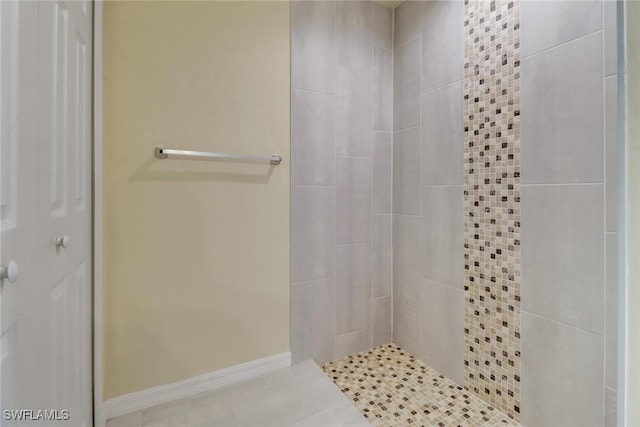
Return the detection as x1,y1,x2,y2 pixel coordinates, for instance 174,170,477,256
322,344,521,427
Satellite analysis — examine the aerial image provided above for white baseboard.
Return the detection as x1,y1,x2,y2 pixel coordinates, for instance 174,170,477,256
103,351,291,421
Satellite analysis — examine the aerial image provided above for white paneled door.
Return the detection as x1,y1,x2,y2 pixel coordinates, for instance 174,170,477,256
1,1,93,426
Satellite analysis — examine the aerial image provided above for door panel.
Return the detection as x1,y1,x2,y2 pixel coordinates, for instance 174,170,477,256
1,0,43,417
73,33,88,213
1,323,16,412
51,277,70,410
38,0,93,424
48,0,69,218
0,0,17,229
1,1,92,425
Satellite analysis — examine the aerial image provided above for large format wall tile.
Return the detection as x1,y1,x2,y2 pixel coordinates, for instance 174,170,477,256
373,132,392,214
393,298,420,357
373,214,392,298
394,38,420,131
605,387,618,427
420,279,465,385
393,215,420,304
394,1,420,48
521,313,604,427
336,0,372,70
291,0,392,368
521,184,604,334
336,328,372,360
604,0,618,76
292,1,335,93
606,233,619,389
292,89,335,187
336,66,373,157
336,244,372,335
393,126,420,215
521,33,603,184
606,75,619,232
336,156,372,245
291,279,336,364
421,185,464,289
520,1,602,58
292,187,334,283
421,0,463,93
374,47,393,132
373,3,392,50
421,82,463,185
373,296,392,347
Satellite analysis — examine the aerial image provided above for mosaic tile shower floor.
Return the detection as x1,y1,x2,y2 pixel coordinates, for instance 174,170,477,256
322,344,521,427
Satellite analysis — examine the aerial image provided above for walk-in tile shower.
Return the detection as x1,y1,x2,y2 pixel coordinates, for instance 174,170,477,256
291,1,619,425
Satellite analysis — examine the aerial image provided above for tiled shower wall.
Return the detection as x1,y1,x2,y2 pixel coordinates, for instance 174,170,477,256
463,0,522,418
292,0,620,424
391,0,620,425
519,1,619,425
291,1,394,364
391,0,466,387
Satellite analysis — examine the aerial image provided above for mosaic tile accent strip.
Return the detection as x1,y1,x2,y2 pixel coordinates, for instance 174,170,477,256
463,0,522,419
323,344,520,427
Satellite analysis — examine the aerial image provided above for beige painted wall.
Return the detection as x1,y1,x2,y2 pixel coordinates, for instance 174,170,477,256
103,1,290,399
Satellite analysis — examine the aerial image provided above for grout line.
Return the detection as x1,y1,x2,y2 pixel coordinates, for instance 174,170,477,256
289,0,295,366
520,182,605,187
420,183,465,188
394,32,421,50
335,242,371,248
418,0,424,360
393,124,420,133
370,0,375,350
421,277,466,294
292,277,335,286
332,0,338,361
420,78,464,96
521,310,606,337
603,0,607,79
373,45,393,54
336,327,373,339
393,212,421,218
602,4,608,420
520,28,603,61
390,4,395,345
335,154,373,159
395,295,420,310
291,86,335,96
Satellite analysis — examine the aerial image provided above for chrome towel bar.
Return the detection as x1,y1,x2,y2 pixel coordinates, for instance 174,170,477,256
154,148,282,165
